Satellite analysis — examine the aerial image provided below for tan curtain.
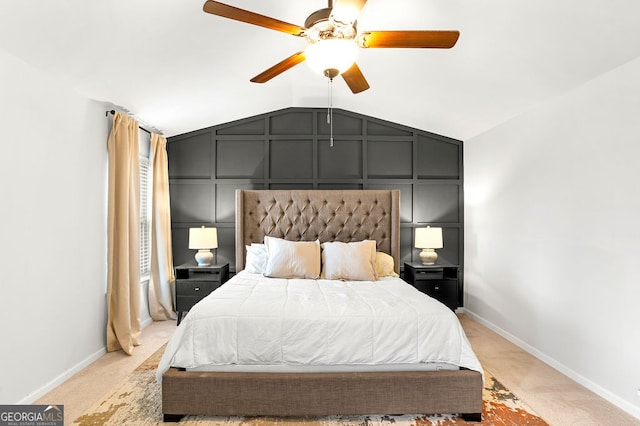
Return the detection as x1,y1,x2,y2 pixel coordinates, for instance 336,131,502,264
106,111,141,355
148,133,177,321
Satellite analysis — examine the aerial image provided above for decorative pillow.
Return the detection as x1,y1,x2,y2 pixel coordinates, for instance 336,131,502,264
264,236,321,279
375,251,398,277
321,240,377,281
245,243,267,274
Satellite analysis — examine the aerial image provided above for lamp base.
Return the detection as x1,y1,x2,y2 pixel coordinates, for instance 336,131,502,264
419,248,438,265
194,250,213,266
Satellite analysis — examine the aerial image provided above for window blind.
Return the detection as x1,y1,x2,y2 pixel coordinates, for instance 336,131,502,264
140,155,152,280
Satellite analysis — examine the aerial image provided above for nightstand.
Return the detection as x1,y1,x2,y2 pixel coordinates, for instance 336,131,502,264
175,261,229,325
403,262,459,311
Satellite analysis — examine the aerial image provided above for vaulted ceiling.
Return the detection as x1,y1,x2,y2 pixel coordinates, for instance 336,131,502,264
1,0,639,139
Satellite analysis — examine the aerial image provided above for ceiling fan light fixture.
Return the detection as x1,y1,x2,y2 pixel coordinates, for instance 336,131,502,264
305,39,358,78
202,1,460,93
330,4,359,26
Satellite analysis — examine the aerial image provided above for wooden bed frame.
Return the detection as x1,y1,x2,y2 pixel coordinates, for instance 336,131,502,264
162,189,482,421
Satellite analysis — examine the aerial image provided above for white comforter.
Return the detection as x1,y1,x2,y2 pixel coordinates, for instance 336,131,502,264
156,271,482,382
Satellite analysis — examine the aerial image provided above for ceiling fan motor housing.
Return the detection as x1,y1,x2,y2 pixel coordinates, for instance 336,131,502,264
304,8,331,29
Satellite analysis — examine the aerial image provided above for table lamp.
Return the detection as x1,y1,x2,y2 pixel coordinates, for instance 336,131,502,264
189,226,218,266
415,226,443,265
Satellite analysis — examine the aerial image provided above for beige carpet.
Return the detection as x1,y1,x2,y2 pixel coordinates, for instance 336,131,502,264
72,345,548,425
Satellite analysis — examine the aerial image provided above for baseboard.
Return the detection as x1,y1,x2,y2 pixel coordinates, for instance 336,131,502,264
141,316,154,329
18,346,107,404
19,318,155,405
463,309,640,421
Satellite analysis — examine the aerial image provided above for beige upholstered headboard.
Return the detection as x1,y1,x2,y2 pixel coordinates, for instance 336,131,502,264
235,189,400,274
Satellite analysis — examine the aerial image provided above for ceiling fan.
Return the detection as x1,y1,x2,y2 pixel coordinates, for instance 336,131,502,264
202,0,460,93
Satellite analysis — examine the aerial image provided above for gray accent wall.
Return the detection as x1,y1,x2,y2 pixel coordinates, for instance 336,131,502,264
167,107,465,305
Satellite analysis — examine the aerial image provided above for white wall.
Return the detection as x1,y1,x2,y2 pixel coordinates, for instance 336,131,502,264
465,57,640,418
0,48,108,403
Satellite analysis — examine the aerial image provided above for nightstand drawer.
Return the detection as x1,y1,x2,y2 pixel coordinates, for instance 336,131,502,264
414,279,457,310
175,280,218,312
176,279,217,296
414,268,445,280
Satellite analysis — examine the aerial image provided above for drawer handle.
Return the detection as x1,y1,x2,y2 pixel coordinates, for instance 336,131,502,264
194,287,200,291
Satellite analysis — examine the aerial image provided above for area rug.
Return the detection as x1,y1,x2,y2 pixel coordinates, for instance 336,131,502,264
72,345,548,425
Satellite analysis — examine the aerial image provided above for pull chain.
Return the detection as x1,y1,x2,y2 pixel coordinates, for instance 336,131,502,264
327,78,334,147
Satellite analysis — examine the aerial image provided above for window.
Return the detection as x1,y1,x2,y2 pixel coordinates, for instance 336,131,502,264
139,131,153,281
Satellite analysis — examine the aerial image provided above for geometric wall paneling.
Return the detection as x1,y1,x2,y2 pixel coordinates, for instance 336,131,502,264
215,183,263,223
367,120,412,137
169,182,212,223
417,134,460,179
367,183,413,223
167,132,211,179
269,183,314,190
440,227,460,264
318,112,363,135
271,111,313,135
215,227,235,266
414,183,460,223
269,139,314,179
317,183,363,190
318,139,363,179
367,140,413,179
217,117,265,135
216,139,265,179
399,226,414,266
170,227,191,266
168,107,463,307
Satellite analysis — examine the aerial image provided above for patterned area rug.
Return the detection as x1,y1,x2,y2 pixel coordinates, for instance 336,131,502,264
72,346,548,425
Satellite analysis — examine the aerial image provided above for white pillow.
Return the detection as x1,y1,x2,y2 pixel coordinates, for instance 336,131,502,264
264,236,321,279
245,243,267,274
321,240,377,281
375,251,398,277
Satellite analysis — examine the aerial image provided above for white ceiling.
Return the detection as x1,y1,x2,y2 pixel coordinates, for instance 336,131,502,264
1,0,640,140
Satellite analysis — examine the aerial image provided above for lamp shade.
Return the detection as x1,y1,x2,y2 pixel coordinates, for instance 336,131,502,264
415,227,443,249
188,227,218,250
305,39,357,76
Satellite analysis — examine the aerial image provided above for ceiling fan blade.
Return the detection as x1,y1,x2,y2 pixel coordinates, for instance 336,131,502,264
250,51,306,83
341,62,370,94
332,0,368,23
203,1,306,36
358,30,460,48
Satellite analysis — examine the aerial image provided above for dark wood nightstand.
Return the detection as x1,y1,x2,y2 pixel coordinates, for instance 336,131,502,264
403,262,459,311
175,261,229,325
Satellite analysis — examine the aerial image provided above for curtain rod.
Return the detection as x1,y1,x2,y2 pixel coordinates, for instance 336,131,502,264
106,110,152,135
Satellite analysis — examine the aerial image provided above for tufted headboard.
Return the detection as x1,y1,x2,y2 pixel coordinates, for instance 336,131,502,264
235,189,400,274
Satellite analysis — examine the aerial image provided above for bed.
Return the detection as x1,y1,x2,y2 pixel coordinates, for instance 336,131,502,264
159,189,483,421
